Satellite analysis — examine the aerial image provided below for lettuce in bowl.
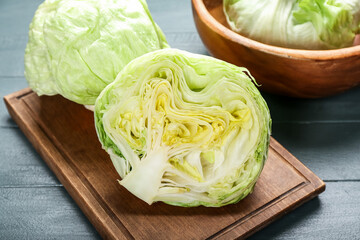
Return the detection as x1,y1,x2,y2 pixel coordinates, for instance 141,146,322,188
224,0,360,49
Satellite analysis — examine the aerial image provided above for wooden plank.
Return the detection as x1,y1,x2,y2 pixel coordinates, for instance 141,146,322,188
272,122,360,181
0,0,40,77
4,89,132,239
0,127,60,187
0,77,27,127
148,0,198,33
0,182,358,240
2,82,358,188
4,89,325,240
262,87,360,123
0,0,41,36
0,1,357,239
249,181,360,240
1,122,358,188
165,32,208,54
0,186,100,240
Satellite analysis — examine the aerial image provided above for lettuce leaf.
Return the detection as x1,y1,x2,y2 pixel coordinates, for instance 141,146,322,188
224,0,360,49
25,0,168,104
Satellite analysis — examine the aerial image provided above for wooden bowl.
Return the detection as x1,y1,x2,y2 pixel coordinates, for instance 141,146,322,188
192,0,360,98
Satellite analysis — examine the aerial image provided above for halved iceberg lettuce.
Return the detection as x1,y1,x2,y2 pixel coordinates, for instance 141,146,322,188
95,49,271,207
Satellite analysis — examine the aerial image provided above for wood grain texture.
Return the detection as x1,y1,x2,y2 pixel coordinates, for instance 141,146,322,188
0,182,358,240
262,87,360,123
4,89,325,240
0,187,100,240
0,128,59,187
272,122,360,181
0,77,28,127
147,0,197,33
0,0,40,78
1,1,359,239
1,118,358,188
249,181,360,240
192,0,360,98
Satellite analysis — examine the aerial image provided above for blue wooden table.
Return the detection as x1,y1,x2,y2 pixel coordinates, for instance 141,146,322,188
1,0,359,239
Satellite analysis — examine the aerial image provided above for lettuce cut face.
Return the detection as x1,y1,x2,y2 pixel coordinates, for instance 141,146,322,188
224,0,360,50
25,0,168,105
95,49,271,207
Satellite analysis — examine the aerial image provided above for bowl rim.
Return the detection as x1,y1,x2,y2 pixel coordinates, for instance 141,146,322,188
192,0,360,60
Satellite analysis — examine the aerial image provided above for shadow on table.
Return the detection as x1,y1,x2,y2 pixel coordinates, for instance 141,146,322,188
260,87,360,180
261,86,360,124
248,197,322,240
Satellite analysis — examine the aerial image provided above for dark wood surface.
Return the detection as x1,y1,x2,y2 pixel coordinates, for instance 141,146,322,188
0,0,359,239
4,89,325,239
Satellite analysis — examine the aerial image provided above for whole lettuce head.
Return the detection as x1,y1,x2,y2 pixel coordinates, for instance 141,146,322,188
224,0,360,50
25,0,168,105
95,49,271,207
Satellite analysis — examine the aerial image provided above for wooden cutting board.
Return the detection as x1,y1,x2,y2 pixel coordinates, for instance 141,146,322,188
4,88,325,240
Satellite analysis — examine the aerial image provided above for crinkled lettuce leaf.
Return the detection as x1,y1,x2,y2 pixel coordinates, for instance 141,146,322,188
95,49,271,207
224,0,360,49
25,0,168,105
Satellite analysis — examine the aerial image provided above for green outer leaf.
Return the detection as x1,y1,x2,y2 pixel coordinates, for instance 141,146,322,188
24,0,61,96
25,0,168,105
293,0,355,49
